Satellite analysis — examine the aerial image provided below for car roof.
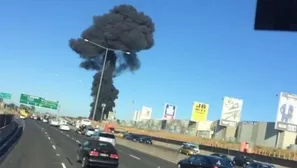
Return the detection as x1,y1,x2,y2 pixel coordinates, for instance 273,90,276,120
100,132,113,134
211,153,227,156
206,155,224,159
88,140,115,147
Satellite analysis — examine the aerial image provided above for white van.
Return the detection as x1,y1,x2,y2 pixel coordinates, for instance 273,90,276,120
80,119,91,126
59,120,67,125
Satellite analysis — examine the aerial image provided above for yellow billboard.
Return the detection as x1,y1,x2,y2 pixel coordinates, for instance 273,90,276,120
191,101,209,122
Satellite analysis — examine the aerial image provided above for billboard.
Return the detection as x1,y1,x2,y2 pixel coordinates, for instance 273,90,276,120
107,111,115,120
163,103,177,120
190,101,209,122
220,97,243,127
140,106,152,120
133,111,141,121
275,92,297,133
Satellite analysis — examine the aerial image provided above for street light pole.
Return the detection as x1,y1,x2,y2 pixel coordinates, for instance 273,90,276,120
92,48,108,121
83,39,130,121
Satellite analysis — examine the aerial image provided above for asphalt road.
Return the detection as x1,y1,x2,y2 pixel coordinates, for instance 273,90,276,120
0,119,176,168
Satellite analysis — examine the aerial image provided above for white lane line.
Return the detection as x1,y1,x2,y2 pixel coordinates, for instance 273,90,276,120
52,145,56,150
56,153,60,156
48,137,51,140
129,154,140,160
76,140,81,144
61,162,66,168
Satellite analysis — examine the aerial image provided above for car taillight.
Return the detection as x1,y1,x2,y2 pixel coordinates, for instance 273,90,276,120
212,166,218,168
89,151,99,156
110,154,119,159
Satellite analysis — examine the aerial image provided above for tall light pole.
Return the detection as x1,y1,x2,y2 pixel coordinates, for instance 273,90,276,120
83,39,130,121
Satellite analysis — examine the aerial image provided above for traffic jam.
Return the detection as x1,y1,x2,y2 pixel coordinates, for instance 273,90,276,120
28,115,275,168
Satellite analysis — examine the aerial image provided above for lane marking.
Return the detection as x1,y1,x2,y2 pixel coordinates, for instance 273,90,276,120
61,162,66,168
52,145,56,150
48,137,51,140
56,153,60,156
129,154,140,160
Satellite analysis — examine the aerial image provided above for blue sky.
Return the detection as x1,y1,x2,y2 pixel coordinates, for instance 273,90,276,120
0,0,296,121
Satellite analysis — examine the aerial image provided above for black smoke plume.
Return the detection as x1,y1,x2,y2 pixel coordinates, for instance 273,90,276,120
69,5,155,120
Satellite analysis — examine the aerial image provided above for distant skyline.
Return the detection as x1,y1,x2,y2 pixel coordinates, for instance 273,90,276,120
1,0,297,122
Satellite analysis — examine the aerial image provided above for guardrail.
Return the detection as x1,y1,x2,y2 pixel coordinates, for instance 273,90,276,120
130,133,297,168
0,114,23,162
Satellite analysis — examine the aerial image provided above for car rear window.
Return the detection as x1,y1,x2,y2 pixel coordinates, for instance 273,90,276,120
90,140,114,149
100,133,115,139
244,156,254,162
208,157,232,167
92,131,100,136
88,128,95,131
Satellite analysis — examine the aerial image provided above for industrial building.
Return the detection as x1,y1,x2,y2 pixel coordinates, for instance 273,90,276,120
119,119,297,150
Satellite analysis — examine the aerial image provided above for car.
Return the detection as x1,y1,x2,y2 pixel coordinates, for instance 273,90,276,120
84,127,95,136
59,124,70,131
124,134,137,141
179,142,200,155
42,119,48,123
50,120,59,127
135,136,153,144
80,119,91,126
76,140,119,168
210,153,235,166
246,162,276,168
91,132,116,146
233,155,255,167
177,154,234,168
59,120,67,125
76,126,85,134
20,115,26,119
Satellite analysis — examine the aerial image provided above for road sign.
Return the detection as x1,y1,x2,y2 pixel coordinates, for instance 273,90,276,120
20,94,41,106
19,93,59,110
40,99,59,110
0,92,11,99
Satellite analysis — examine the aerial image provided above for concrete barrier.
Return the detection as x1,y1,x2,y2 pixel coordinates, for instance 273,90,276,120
0,114,24,162
116,137,187,164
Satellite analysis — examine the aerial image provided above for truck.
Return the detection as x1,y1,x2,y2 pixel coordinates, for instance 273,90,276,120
104,122,115,133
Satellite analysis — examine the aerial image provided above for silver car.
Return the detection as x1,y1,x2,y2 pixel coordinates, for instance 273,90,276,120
91,132,116,146
84,127,95,136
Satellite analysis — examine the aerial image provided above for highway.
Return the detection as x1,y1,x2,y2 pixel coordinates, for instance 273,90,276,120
0,119,176,168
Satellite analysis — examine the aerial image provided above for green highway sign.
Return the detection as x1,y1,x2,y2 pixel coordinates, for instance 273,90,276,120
20,94,41,106
0,92,11,99
40,99,59,110
19,93,59,110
